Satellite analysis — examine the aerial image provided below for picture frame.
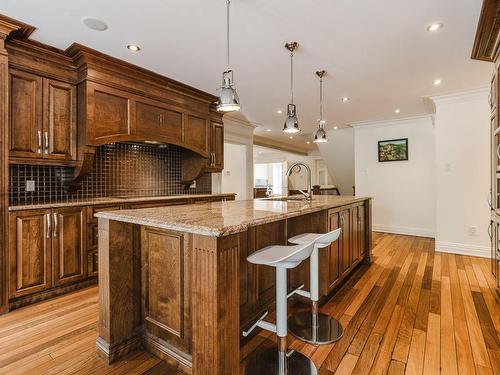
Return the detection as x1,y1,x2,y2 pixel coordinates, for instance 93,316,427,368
378,138,408,162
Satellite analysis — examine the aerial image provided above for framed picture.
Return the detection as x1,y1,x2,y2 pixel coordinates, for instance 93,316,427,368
378,138,408,162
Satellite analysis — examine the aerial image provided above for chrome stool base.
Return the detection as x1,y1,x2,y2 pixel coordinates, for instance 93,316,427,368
288,311,344,344
244,346,318,375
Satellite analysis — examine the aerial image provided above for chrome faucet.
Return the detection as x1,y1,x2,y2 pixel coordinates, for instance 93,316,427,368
285,161,312,200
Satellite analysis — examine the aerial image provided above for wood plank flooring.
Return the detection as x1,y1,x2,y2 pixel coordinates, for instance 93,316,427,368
0,233,498,374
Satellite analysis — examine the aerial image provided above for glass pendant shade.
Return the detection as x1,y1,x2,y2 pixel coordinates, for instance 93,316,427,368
283,104,300,133
314,121,327,143
217,70,240,112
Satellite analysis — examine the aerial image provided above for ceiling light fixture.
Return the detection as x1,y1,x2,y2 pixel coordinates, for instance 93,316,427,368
306,141,310,144
283,42,301,133
342,97,350,103
333,126,338,130
277,109,283,114
289,136,294,139
127,44,141,52
314,70,328,143
266,128,272,132
81,16,108,31
395,109,401,113
427,23,443,32
433,78,442,86
216,0,240,112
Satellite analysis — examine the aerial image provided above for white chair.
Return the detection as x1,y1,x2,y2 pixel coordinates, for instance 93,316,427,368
287,228,343,344
243,241,318,375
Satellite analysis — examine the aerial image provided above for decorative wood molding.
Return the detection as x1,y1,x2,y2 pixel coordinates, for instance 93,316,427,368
471,0,500,62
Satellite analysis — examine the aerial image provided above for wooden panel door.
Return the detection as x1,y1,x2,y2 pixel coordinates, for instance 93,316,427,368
9,209,52,298
327,210,341,290
340,208,351,275
43,79,77,161
211,122,224,170
183,115,209,157
351,206,361,265
9,69,43,158
89,84,131,142
135,101,183,142
52,207,86,286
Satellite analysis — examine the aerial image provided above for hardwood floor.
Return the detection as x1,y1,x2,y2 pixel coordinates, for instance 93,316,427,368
0,233,498,374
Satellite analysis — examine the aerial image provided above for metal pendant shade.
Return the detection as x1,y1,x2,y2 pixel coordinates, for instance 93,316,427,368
313,70,328,143
217,0,240,112
283,42,301,133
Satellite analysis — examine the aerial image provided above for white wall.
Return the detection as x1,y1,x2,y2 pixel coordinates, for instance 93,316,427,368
354,116,436,237
221,143,248,200
316,128,355,195
432,88,490,257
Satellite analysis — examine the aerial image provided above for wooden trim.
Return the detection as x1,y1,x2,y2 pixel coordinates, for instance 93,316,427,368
471,0,500,62
0,14,23,315
254,135,310,156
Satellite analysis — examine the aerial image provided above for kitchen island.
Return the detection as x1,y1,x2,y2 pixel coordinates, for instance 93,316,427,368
95,195,372,374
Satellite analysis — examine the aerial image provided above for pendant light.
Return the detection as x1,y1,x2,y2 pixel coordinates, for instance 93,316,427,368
313,70,328,143
217,0,240,112
283,42,301,133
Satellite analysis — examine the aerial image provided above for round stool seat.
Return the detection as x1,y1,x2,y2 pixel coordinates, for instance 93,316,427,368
247,242,316,269
288,230,340,248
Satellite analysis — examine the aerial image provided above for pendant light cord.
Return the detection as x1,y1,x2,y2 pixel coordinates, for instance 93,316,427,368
290,51,294,104
319,76,323,124
226,0,230,70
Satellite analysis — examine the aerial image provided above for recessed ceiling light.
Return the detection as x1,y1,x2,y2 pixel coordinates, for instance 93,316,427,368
289,136,293,139
395,109,401,113
81,16,108,31
342,97,350,103
277,109,283,114
427,23,443,32
306,141,310,144
433,79,442,86
333,126,338,130
266,128,272,132
127,44,141,52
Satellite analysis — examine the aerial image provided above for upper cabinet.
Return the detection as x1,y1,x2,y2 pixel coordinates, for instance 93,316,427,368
9,69,76,163
207,122,224,171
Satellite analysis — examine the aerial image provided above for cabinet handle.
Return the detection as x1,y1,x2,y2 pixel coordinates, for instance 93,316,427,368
53,213,58,237
44,132,49,154
159,114,163,125
46,214,51,239
489,221,493,239
37,131,42,154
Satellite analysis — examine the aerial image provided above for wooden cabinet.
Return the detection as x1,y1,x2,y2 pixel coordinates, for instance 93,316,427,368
207,122,224,171
9,69,43,158
9,207,85,298
52,207,85,286
135,100,183,143
9,209,52,298
327,211,341,289
184,114,209,157
9,69,76,162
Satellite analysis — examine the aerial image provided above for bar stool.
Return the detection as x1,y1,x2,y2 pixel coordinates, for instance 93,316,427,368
287,229,343,344
242,241,318,375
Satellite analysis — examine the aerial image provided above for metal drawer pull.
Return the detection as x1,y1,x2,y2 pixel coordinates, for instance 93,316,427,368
53,213,58,237
46,213,51,239
44,132,49,154
489,221,493,239
37,131,42,154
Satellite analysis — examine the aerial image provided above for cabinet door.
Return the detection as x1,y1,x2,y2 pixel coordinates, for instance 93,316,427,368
43,79,77,160
211,122,224,170
52,207,86,286
183,115,209,157
358,204,366,258
135,101,183,142
328,210,341,289
351,206,361,265
89,83,131,142
9,210,52,298
340,208,351,275
9,69,43,158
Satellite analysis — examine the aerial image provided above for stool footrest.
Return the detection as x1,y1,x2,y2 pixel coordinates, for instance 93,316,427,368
287,284,310,299
242,311,277,337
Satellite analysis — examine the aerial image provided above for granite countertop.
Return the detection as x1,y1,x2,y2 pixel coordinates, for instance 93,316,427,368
8,193,236,211
95,195,371,237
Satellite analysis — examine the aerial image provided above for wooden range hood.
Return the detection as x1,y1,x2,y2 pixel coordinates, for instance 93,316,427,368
5,23,222,188
66,44,222,188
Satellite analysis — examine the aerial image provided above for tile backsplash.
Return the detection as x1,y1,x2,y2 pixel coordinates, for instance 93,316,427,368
9,143,211,206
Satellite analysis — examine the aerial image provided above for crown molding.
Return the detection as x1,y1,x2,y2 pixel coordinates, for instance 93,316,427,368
253,136,310,156
223,113,258,129
350,114,433,129
429,86,489,105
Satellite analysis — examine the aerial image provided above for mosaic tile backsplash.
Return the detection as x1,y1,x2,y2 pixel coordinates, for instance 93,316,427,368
9,143,211,206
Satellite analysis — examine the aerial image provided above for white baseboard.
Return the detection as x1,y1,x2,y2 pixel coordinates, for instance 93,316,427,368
435,241,490,258
372,224,435,238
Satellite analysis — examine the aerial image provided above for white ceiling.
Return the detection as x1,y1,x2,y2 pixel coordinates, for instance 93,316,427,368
1,0,490,151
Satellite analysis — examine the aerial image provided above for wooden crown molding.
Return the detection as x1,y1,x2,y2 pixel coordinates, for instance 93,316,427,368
0,14,33,40
471,0,500,62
